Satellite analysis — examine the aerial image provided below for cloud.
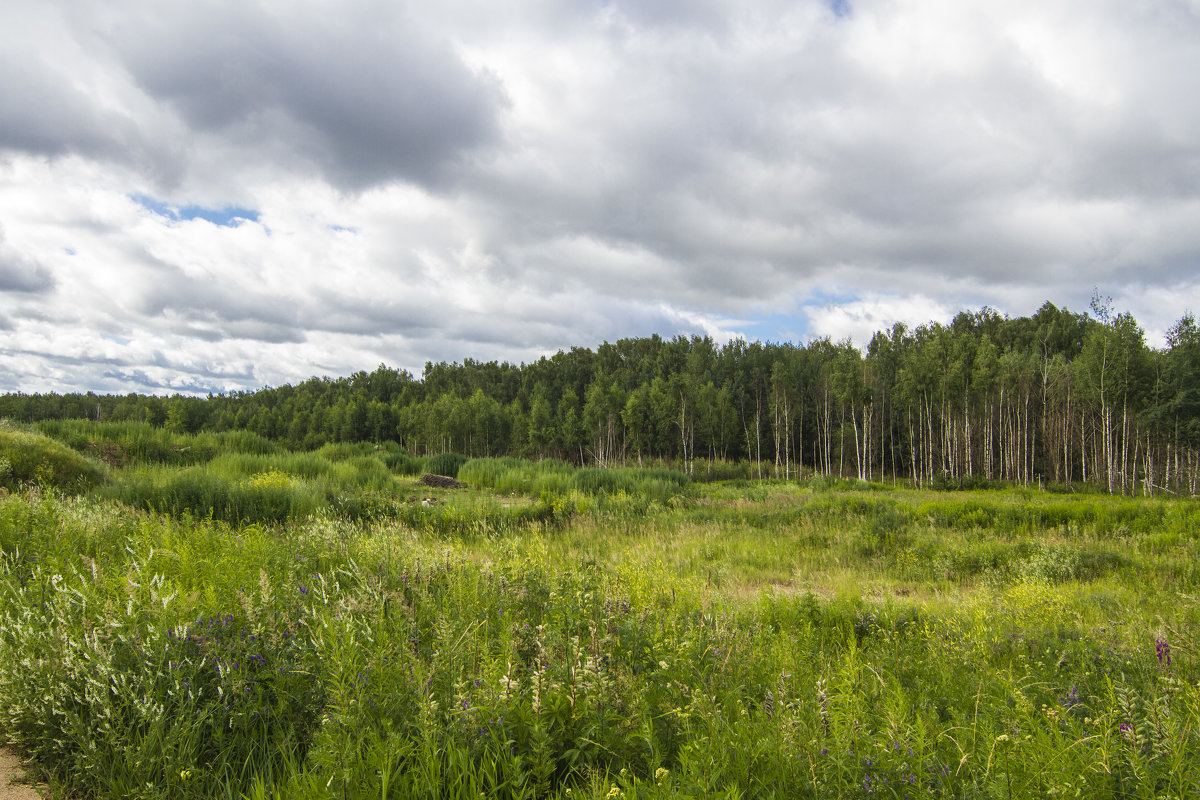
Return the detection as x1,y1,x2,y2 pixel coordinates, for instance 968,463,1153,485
806,294,955,348
116,1,508,190
2,0,1200,394
1,0,508,193
0,226,56,293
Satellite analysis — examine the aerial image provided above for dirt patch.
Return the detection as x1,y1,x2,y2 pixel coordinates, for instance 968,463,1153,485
0,748,44,800
419,473,466,489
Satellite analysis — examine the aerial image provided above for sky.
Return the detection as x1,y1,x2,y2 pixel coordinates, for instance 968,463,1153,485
2,0,1199,395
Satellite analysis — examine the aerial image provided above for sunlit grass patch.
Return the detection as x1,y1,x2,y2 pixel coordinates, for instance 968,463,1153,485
0,422,107,492
459,456,692,504
1,457,1199,798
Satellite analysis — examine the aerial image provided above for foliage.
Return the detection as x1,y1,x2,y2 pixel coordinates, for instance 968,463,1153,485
98,465,324,526
0,422,107,492
426,452,469,478
0,422,1198,798
7,302,1200,498
34,418,282,466
460,457,691,504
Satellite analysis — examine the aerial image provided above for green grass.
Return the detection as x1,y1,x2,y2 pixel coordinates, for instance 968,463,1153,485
0,426,1197,798
459,457,692,504
35,418,282,466
0,421,108,492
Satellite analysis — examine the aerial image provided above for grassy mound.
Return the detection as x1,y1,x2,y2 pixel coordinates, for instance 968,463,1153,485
0,423,107,492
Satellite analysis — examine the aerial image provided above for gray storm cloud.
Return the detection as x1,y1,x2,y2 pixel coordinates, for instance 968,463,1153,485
107,4,508,190
2,0,507,192
0,228,56,294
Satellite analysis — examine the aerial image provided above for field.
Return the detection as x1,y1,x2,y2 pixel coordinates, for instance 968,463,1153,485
1,420,1198,798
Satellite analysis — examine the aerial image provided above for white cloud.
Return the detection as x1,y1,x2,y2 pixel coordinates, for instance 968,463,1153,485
2,0,1200,393
806,294,956,348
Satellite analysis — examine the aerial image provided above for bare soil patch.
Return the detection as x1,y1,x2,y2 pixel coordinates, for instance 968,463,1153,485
419,473,466,489
0,748,43,800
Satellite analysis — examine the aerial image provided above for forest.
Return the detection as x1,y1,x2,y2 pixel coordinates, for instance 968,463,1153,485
4,300,1199,496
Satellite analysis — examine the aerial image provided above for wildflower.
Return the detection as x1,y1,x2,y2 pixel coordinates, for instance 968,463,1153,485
299,586,308,595
1156,638,1171,666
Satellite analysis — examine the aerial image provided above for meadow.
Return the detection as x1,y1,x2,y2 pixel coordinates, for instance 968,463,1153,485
0,419,1197,798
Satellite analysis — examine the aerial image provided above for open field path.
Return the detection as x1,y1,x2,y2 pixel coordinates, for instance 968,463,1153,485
0,749,44,800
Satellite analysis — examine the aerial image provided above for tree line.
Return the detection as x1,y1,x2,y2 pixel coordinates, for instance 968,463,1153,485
3,300,1199,495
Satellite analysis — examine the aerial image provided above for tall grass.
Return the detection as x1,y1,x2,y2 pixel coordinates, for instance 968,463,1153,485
92,449,416,526
459,457,692,503
425,452,469,478
0,422,107,492
0,445,1197,798
35,419,281,466
99,465,324,525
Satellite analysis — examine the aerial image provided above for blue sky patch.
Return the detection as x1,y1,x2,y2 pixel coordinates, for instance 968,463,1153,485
132,195,260,227
739,309,809,344
830,0,851,19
